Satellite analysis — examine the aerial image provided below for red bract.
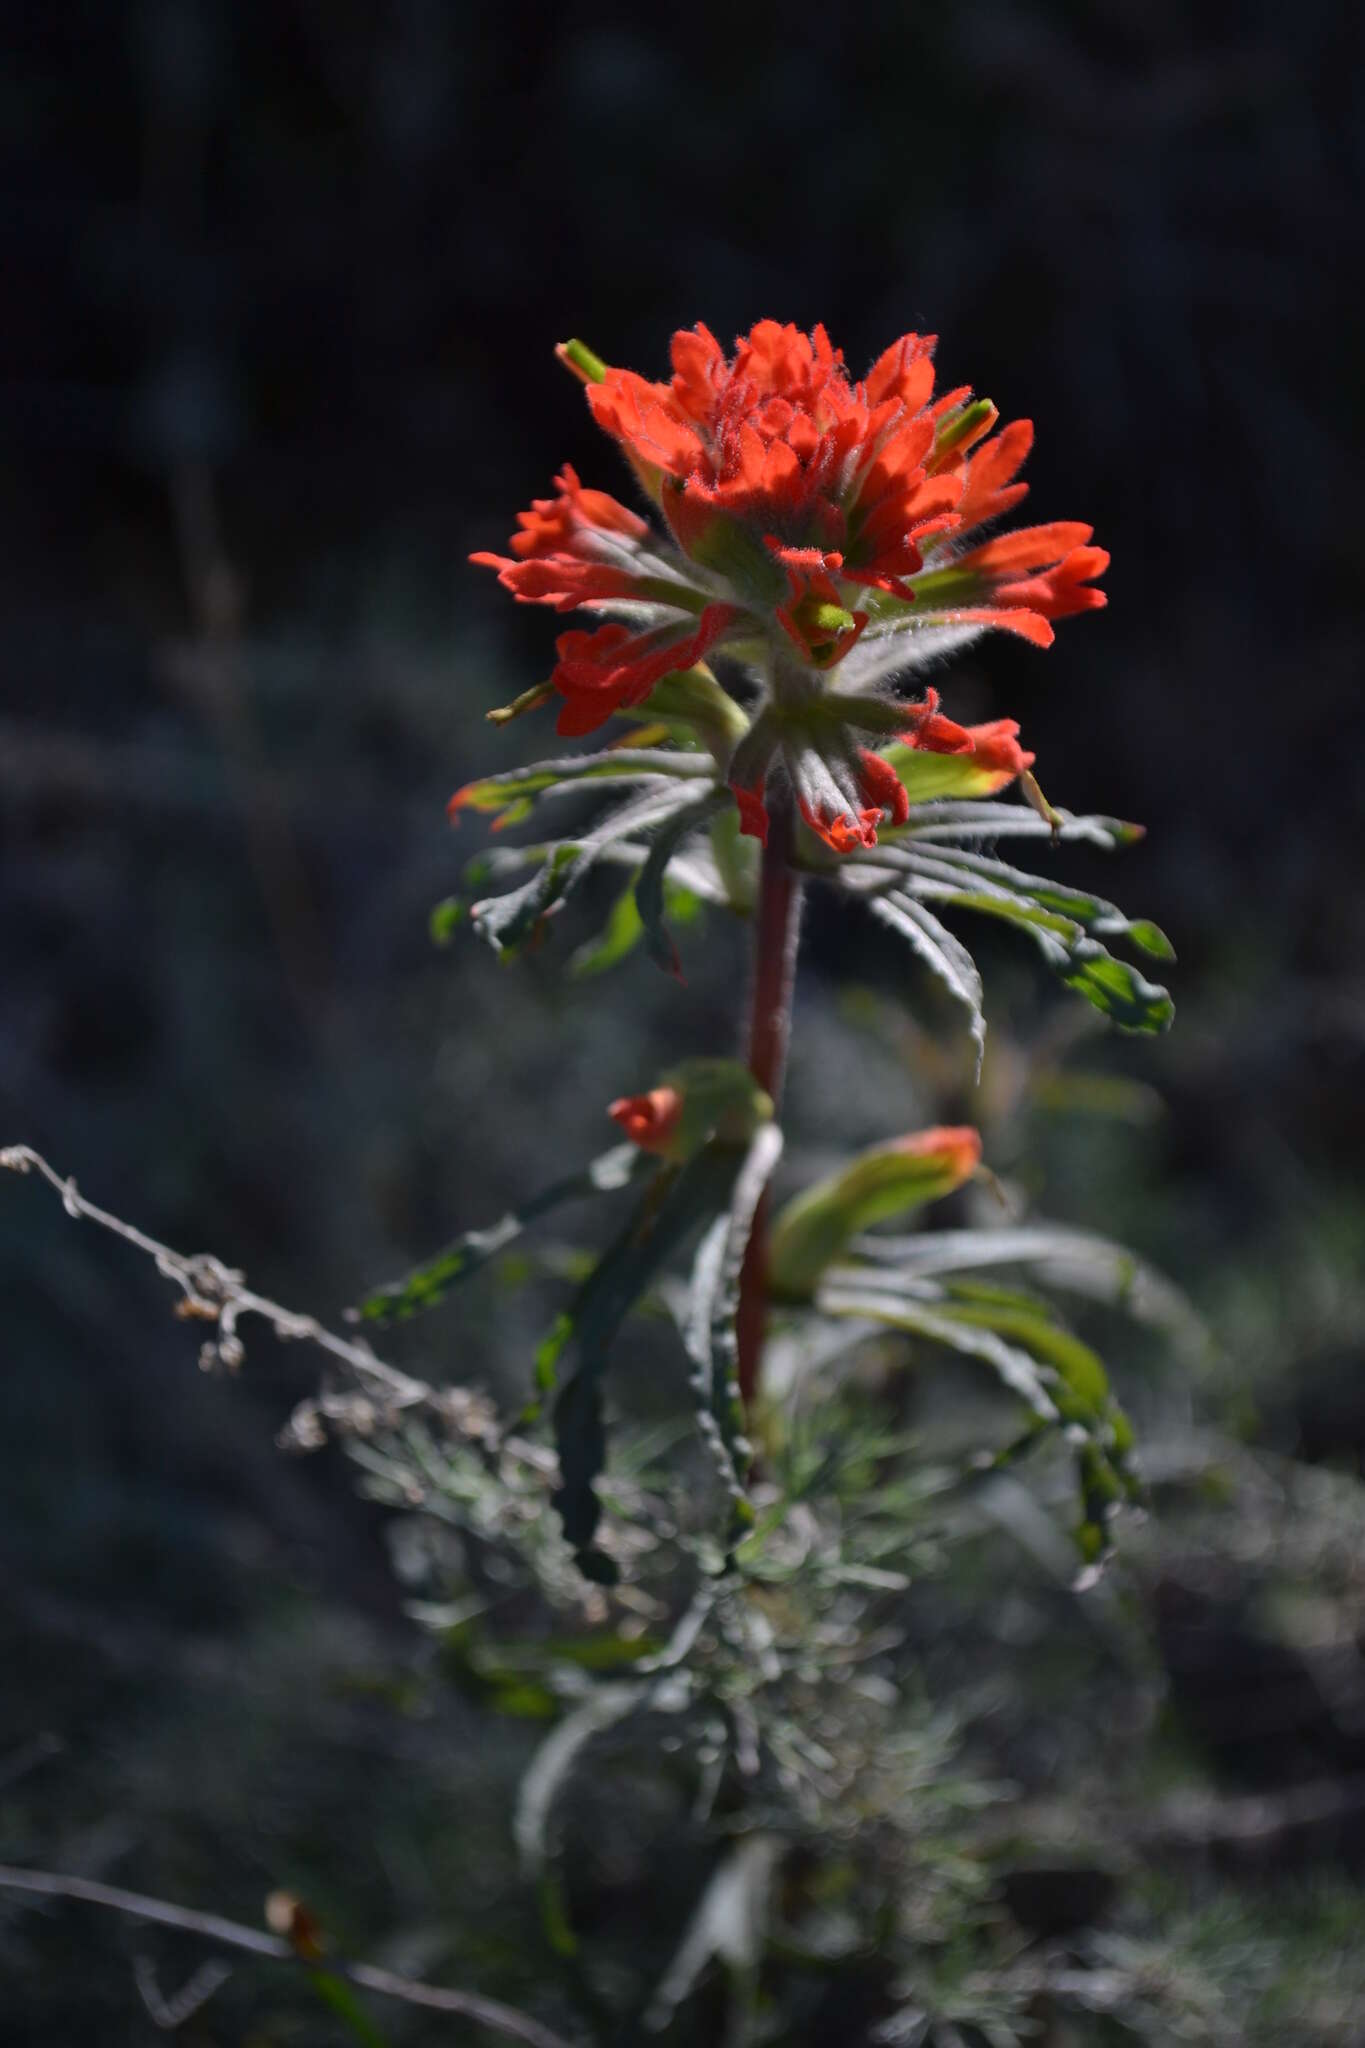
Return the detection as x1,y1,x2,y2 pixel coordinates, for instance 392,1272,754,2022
798,748,910,855
898,697,1036,792
896,1126,983,1181
608,1087,683,1153
551,604,739,738
471,322,1107,838
929,717,1035,789
470,465,650,614
898,688,974,756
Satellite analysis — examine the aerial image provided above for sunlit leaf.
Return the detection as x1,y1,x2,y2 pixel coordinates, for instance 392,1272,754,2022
515,1679,646,1877
820,1273,1141,1564
644,1836,781,2032
936,1293,1113,1420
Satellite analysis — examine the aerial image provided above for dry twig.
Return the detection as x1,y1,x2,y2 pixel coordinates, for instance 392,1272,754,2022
0,1143,450,1445
0,1862,577,2048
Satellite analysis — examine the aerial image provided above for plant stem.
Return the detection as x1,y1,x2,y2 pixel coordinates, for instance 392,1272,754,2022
736,795,802,1414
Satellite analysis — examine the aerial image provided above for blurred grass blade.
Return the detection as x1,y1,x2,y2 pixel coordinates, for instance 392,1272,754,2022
309,1973,392,2048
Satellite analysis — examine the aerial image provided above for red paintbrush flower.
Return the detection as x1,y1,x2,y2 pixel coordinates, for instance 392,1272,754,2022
471,323,1106,842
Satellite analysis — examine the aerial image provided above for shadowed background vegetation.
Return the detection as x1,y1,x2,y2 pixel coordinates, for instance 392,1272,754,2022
2,1,1363,2039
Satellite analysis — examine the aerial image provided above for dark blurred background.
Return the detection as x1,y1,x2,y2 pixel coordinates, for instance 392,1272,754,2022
2,1,1363,2038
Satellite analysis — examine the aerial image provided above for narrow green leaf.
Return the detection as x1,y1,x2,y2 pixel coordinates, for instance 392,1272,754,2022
309,1974,391,2048
903,804,1143,850
570,873,709,979
515,1682,644,1894
824,1273,1142,1551
630,663,750,763
449,745,714,823
553,1371,613,1568
1061,939,1176,1033
707,802,760,914
429,897,465,945
353,1143,653,1324
818,1286,1060,1423
570,880,645,978
847,1222,1202,1346
866,892,986,1073
935,1297,1112,1419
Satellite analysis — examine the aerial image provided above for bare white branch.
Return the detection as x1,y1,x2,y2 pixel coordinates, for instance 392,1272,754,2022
0,1862,578,2048
1,1143,438,1437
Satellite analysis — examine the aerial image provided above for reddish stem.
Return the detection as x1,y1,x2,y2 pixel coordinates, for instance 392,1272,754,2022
735,797,802,1415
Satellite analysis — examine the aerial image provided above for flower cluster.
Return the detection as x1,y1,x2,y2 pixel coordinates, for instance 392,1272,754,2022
472,321,1105,853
